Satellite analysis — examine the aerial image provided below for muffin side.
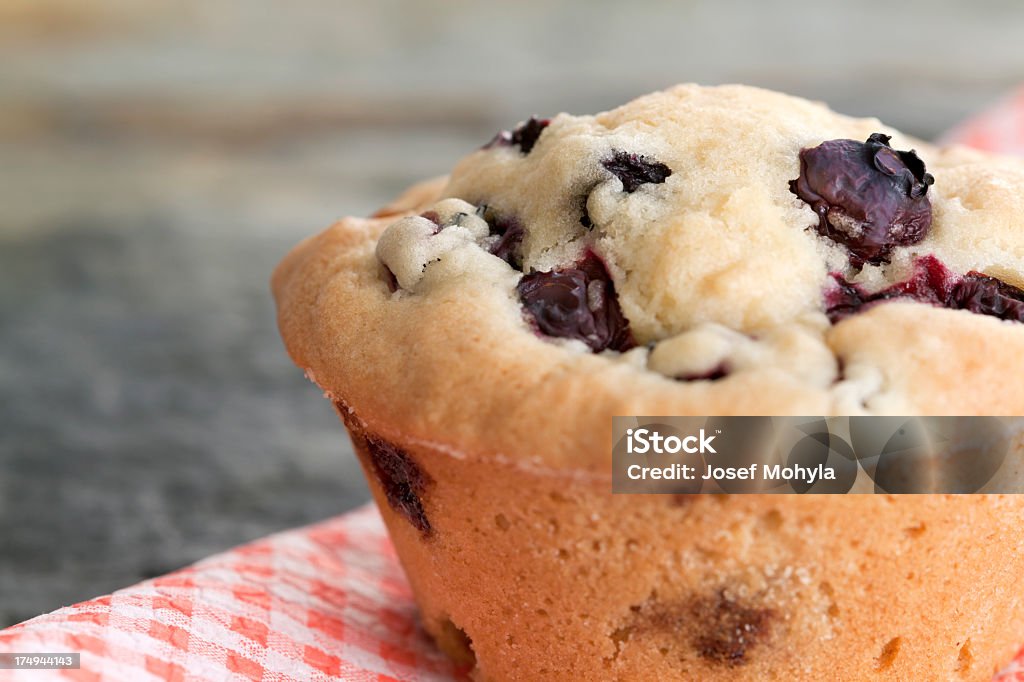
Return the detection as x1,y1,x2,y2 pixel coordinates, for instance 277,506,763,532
337,399,1024,681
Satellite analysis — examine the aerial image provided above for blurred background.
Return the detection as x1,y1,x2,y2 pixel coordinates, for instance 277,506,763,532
2,0,1023,627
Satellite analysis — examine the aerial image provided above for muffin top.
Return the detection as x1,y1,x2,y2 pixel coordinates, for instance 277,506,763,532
273,84,1024,473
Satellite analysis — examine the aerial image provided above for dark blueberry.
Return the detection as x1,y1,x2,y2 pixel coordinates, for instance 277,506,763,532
517,251,635,352
510,117,550,154
484,116,550,154
689,590,773,667
602,150,673,193
825,255,955,322
949,272,1024,322
477,205,525,270
362,433,433,536
790,133,934,265
489,220,525,269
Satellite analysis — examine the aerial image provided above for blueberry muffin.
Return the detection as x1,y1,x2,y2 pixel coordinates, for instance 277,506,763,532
272,84,1024,680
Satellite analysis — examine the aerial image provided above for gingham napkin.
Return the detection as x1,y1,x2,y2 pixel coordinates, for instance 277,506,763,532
4,91,1024,681
0,506,468,681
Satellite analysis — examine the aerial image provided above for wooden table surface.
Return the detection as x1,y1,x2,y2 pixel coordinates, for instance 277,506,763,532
1,0,1022,627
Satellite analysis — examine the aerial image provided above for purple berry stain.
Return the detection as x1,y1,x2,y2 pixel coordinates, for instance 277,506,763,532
517,251,635,352
363,434,433,536
790,133,934,265
691,590,773,666
826,255,955,322
602,150,673,193
826,254,1024,325
485,116,550,154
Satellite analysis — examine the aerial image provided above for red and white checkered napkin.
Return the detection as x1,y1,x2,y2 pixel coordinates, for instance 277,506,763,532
0,505,470,681
5,90,1024,681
